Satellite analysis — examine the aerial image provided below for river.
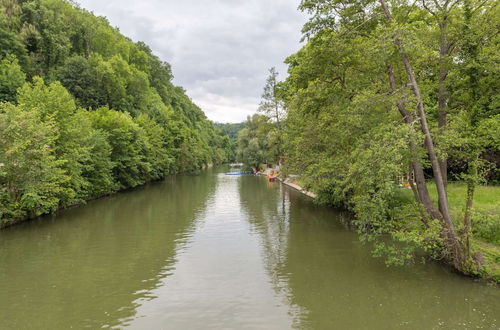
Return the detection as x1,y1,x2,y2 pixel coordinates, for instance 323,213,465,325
0,168,498,329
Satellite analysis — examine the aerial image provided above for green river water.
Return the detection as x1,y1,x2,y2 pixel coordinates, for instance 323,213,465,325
0,168,498,329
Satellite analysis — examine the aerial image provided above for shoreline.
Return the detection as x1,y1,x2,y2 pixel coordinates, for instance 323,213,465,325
0,191,118,230
278,176,499,284
278,177,318,199
0,166,219,230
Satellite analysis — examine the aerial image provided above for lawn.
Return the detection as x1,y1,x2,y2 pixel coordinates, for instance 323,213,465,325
427,182,500,217
296,177,500,281
426,182,499,281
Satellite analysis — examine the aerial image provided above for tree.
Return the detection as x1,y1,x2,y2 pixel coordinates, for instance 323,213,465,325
17,77,95,205
420,0,462,188
214,122,245,142
57,55,106,109
89,107,149,189
135,113,174,180
74,109,116,199
259,67,285,127
0,26,27,65
0,0,234,225
237,114,275,170
258,67,286,162
285,0,499,273
0,54,25,102
0,102,66,220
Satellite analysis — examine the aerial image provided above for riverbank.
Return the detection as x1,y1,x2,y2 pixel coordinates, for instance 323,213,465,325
278,177,318,199
2,168,498,328
279,175,500,283
396,182,500,281
0,165,218,230
1,188,124,230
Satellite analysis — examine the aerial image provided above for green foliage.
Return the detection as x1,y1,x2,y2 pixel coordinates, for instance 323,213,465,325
76,112,115,199
0,54,25,102
214,122,244,142
17,77,90,204
237,114,278,170
237,67,289,170
214,122,244,161
0,23,27,64
0,0,233,224
263,0,500,273
135,113,175,180
0,102,67,219
56,55,106,109
374,219,445,267
258,67,285,126
89,107,149,189
472,210,500,245
473,241,500,282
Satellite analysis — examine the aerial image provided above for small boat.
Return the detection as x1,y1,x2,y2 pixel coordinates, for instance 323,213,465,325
225,171,253,176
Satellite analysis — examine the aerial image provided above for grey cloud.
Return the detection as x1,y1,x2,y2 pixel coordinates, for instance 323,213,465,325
77,0,307,122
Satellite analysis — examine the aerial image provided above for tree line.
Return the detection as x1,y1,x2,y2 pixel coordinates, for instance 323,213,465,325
0,0,232,224
239,0,499,277
237,68,284,170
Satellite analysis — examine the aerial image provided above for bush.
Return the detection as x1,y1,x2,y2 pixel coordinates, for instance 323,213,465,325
472,210,500,245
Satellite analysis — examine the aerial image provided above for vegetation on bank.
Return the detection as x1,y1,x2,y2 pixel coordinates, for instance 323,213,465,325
237,68,285,171
238,0,499,280
214,122,245,144
0,0,232,225
214,122,245,162
396,183,500,280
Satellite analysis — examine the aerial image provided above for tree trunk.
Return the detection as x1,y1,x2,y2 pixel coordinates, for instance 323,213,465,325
460,0,483,270
407,165,430,226
438,19,450,189
387,66,441,222
463,158,477,259
379,0,464,268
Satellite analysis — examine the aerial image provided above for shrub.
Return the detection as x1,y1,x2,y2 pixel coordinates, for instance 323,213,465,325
472,210,500,245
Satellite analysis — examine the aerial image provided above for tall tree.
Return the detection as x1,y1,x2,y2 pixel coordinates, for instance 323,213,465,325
0,55,25,102
258,67,285,163
0,102,67,219
259,67,285,128
292,0,500,272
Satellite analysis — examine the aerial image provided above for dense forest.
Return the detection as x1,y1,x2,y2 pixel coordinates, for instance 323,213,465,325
0,0,232,225
239,0,499,279
214,122,245,143
214,122,245,161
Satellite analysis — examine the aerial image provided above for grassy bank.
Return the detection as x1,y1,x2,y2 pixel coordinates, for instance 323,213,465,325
432,183,499,281
287,175,500,281
398,183,500,281
428,183,500,218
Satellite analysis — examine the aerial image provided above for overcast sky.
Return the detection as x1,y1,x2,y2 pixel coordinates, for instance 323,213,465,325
76,0,308,123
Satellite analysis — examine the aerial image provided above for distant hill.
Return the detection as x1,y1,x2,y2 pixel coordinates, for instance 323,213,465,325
214,122,245,142
0,0,233,225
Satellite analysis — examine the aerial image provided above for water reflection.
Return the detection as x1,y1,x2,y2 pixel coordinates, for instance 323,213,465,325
0,170,217,329
0,170,498,330
238,175,500,330
125,173,292,329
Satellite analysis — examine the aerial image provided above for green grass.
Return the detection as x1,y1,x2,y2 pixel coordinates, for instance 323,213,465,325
300,177,500,280
427,182,500,217
473,241,500,282
425,182,500,281
393,182,500,280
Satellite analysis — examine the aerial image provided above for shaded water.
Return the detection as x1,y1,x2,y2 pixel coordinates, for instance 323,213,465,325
0,168,498,329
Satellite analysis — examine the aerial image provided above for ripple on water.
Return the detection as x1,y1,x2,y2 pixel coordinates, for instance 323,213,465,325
0,169,498,330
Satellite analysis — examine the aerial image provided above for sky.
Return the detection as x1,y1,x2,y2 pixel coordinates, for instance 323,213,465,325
76,0,309,123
